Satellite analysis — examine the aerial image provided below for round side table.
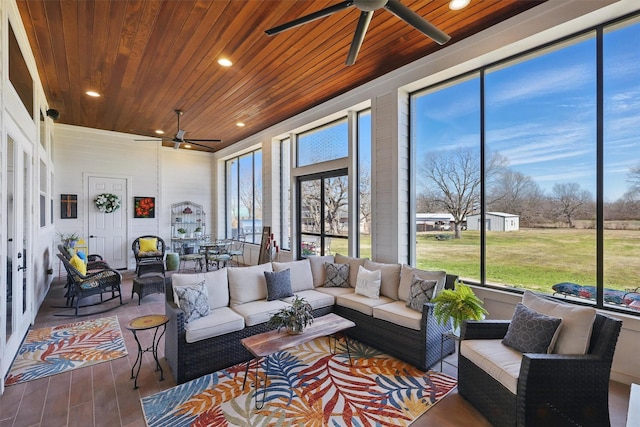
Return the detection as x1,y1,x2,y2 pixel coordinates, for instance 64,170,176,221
126,314,169,389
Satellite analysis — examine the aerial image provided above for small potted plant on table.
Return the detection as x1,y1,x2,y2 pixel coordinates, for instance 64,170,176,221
432,282,488,337
267,296,314,334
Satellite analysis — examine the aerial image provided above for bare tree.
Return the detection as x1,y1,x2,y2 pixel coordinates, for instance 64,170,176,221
551,182,593,227
359,167,371,232
488,169,545,226
301,176,349,235
628,164,640,192
419,148,505,238
239,172,262,221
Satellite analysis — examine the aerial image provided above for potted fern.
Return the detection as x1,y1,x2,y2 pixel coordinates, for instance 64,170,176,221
267,296,314,334
432,282,488,336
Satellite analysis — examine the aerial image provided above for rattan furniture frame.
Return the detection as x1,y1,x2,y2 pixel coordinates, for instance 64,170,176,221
458,313,622,426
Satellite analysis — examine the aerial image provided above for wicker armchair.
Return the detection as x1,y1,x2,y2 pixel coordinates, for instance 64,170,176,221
132,235,166,276
57,244,110,271
56,253,124,316
458,312,622,426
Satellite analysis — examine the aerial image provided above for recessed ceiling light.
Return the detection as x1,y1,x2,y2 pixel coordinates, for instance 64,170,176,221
86,91,101,97
155,130,164,135
449,0,470,10
236,122,245,127
183,144,192,149
218,58,233,67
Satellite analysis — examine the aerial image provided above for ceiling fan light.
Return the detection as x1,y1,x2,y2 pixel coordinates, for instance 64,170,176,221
449,0,470,10
218,58,232,67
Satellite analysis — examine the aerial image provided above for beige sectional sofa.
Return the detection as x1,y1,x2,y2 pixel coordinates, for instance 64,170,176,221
165,254,456,384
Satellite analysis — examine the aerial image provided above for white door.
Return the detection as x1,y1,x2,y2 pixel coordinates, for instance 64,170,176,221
88,176,127,269
1,134,33,388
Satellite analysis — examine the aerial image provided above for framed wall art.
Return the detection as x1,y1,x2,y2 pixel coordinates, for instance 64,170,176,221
60,194,77,219
134,196,155,218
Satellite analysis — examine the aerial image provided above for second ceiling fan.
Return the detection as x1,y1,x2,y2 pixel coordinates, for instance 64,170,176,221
265,0,451,66
135,109,222,151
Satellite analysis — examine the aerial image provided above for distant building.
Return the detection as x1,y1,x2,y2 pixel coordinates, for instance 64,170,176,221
466,212,519,231
416,213,455,232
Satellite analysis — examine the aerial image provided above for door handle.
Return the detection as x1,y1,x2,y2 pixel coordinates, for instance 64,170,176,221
18,265,27,271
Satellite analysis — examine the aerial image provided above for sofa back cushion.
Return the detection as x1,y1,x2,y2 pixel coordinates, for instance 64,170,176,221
334,253,367,288
398,265,446,302
228,263,273,306
364,260,401,300
272,259,314,292
307,255,335,287
172,269,229,310
522,290,596,355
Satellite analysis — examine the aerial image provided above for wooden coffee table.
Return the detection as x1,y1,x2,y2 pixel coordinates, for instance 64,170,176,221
241,312,355,408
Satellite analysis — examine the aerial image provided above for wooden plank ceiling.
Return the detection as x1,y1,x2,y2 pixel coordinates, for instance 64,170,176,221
17,0,544,152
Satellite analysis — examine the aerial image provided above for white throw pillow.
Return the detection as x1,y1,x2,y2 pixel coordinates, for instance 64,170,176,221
227,263,273,306
522,290,596,355
364,260,401,300
272,259,314,292
354,265,382,299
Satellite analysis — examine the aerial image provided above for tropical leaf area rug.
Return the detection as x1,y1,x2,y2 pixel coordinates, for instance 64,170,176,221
5,316,127,385
142,337,457,427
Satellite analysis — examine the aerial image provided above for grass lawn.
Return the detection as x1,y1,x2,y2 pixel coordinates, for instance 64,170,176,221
417,228,640,292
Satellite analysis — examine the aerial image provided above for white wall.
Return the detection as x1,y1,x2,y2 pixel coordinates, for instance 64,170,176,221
54,124,214,270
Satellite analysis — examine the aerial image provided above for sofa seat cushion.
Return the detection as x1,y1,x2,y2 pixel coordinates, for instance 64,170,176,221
184,307,245,343
272,259,314,292
460,339,523,394
315,287,355,297
372,301,422,331
282,289,335,310
231,299,292,326
336,292,394,316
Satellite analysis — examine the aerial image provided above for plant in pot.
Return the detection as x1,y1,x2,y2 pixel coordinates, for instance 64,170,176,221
431,282,488,337
57,232,80,249
194,226,202,237
177,228,187,238
267,296,314,334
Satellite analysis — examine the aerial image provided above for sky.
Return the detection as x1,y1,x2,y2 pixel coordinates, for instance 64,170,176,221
413,18,640,202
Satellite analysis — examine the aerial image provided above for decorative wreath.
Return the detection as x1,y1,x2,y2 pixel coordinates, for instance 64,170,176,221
94,193,121,213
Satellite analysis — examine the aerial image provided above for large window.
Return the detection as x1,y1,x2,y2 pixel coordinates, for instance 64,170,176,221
281,138,291,250
411,15,640,314
297,119,348,167
358,110,372,258
226,149,262,244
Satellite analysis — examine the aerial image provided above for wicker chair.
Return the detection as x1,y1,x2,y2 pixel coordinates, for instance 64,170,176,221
458,311,622,426
132,235,166,276
56,253,124,316
57,244,109,271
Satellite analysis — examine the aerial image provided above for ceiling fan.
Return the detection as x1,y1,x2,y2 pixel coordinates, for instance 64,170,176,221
134,109,222,151
265,0,451,66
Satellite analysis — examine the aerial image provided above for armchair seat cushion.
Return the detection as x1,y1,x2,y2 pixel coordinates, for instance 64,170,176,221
372,301,422,330
185,307,245,343
335,292,393,316
460,339,522,394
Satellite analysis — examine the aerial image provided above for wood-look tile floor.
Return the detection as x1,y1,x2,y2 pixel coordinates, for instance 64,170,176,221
0,271,631,426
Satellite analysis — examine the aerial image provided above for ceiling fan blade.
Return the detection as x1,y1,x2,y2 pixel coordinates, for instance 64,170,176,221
176,129,186,140
185,138,222,142
346,10,374,66
182,141,216,152
384,0,450,45
265,0,354,36
134,138,164,142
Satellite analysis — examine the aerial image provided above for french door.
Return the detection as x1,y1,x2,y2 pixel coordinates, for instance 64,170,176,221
2,132,33,390
297,170,349,257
